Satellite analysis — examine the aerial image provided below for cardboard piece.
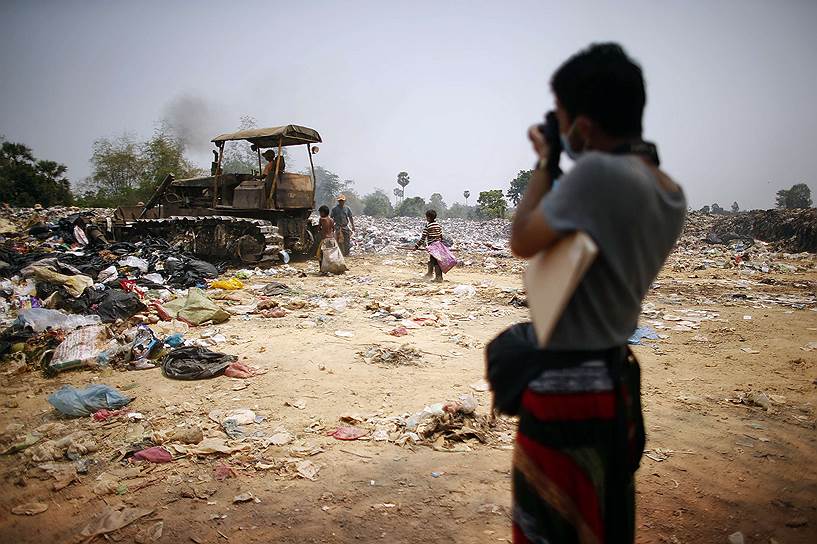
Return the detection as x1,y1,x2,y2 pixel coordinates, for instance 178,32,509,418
524,231,598,347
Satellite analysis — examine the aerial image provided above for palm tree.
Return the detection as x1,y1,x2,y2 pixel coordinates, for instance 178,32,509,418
397,171,410,199
463,190,470,206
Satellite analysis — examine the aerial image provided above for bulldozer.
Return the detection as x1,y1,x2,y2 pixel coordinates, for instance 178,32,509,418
103,124,322,264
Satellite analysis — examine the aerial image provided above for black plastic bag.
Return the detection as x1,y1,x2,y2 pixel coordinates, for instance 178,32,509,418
96,290,146,322
165,258,219,288
161,346,237,380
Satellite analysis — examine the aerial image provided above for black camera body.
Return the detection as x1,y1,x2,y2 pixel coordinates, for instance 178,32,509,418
537,111,563,179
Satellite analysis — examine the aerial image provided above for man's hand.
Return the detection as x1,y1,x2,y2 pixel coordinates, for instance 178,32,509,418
528,125,550,161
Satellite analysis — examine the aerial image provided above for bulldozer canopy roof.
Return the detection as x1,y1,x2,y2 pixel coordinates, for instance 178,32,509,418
211,124,322,147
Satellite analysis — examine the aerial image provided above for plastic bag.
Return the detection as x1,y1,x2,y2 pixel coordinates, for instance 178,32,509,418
17,308,101,332
96,290,146,322
452,284,476,297
427,241,457,273
211,278,244,290
132,446,172,463
320,239,347,274
118,256,149,273
49,325,120,373
164,332,185,347
161,346,238,380
129,325,159,366
163,288,230,326
24,266,93,298
97,266,118,284
47,384,133,418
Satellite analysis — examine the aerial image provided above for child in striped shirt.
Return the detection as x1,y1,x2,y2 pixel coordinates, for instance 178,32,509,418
414,209,444,282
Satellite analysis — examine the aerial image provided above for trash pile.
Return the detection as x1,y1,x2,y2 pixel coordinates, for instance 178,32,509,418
354,216,512,255
0,206,298,376
712,208,817,253
669,211,817,274
358,344,422,366
330,394,512,453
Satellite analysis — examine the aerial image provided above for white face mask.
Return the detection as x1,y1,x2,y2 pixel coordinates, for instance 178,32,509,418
560,122,583,160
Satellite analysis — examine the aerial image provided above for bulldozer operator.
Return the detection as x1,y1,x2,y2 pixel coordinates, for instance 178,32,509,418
262,149,286,205
262,149,286,178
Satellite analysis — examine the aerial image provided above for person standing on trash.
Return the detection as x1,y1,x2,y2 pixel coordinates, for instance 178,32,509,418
331,194,355,256
494,43,686,544
414,209,444,282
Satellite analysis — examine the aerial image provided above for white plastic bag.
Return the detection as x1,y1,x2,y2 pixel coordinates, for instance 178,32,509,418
320,239,347,274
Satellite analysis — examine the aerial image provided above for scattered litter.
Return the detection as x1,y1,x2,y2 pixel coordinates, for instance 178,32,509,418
740,391,771,410
47,384,132,418
359,344,422,366
285,399,306,410
80,507,154,540
161,346,238,380
233,491,260,503
328,426,369,440
132,446,172,463
296,460,320,480
452,284,476,297
12,502,49,515
628,326,660,345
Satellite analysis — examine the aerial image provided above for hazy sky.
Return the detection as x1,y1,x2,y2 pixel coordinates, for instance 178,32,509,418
1,0,816,210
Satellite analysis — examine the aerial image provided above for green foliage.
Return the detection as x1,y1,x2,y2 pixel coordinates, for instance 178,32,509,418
363,189,394,217
428,193,447,217
395,196,426,217
313,166,353,209
76,128,201,207
699,205,711,214
507,169,533,206
775,183,812,209
711,203,724,214
731,201,740,213
0,140,73,207
397,171,410,189
477,189,507,219
447,202,477,219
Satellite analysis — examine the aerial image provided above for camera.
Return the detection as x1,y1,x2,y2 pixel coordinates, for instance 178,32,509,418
536,110,563,178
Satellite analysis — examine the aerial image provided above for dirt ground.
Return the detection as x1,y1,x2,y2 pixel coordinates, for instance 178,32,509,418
1,250,815,543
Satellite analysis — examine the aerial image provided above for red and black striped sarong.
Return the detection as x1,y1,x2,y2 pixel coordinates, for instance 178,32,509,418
512,350,644,543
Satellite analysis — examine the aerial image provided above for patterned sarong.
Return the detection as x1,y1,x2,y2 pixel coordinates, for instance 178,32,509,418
512,352,644,544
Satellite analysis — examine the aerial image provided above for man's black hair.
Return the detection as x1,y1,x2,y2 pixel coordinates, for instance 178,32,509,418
319,205,329,216
425,209,437,221
551,43,645,138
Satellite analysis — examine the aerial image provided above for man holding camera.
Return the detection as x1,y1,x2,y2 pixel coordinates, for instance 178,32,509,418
499,43,686,543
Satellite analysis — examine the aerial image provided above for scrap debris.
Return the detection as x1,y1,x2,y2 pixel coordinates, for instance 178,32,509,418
358,344,422,366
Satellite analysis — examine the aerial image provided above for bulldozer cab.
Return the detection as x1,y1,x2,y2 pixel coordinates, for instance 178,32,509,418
208,124,321,212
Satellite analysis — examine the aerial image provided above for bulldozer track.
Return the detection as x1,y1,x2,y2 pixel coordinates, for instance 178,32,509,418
130,215,284,263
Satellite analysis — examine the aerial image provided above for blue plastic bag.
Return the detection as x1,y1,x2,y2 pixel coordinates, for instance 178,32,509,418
164,332,185,347
47,384,133,418
628,326,660,345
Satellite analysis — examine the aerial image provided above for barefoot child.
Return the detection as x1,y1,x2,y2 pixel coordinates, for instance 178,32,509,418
318,205,347,274
414,209,444,282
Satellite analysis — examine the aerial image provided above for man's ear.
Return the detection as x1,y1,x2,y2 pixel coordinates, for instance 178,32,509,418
574,115,594,141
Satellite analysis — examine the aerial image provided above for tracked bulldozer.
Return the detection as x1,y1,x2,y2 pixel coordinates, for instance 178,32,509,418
102,125,322,264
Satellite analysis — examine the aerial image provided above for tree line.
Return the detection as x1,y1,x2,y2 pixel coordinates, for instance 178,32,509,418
1,133,812,216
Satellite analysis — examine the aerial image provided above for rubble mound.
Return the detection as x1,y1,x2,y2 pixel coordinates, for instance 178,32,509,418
712,209,817,253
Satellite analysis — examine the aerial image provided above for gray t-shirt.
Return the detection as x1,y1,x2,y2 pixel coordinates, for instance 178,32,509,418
330,205,353,229
539,152,686,351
